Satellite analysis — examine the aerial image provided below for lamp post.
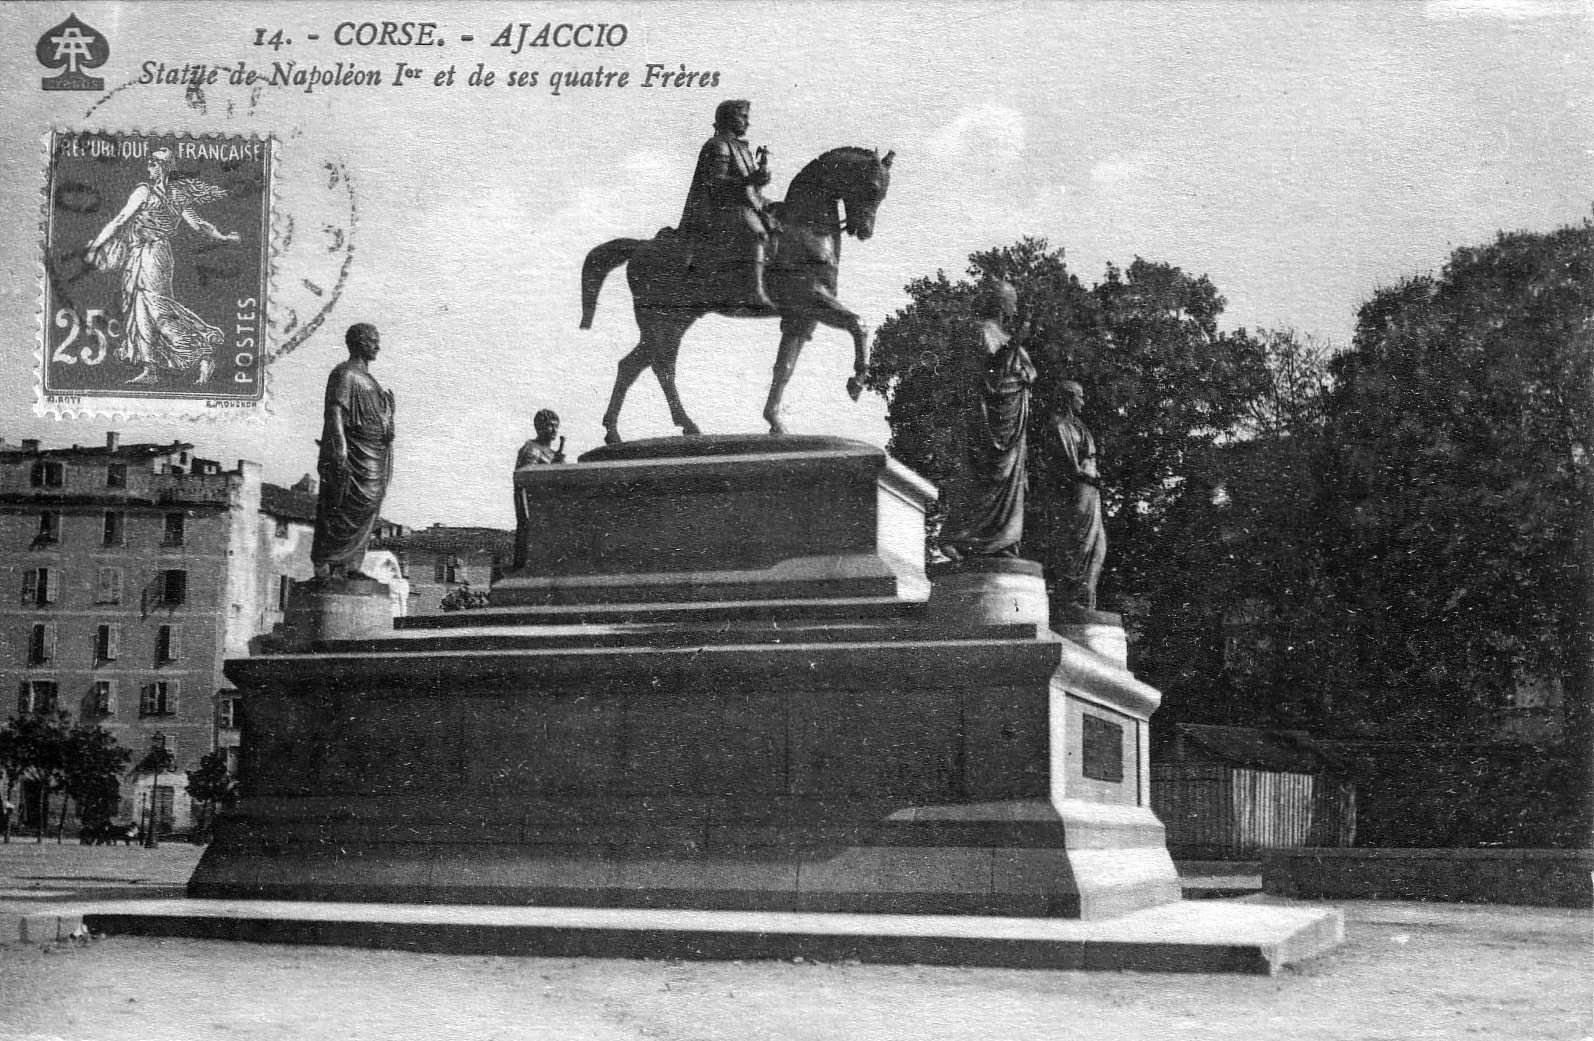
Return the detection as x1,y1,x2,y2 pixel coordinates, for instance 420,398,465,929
142,731,165,849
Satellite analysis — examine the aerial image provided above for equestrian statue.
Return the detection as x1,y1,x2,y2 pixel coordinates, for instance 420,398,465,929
580,99,894,443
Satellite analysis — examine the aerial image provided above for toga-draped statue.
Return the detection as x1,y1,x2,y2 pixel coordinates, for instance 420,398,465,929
512,408,566,570
941,280,1036,559
312,322,396,580
1047,380,1107,609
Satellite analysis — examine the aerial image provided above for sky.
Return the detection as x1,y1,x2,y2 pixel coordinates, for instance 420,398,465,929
1,0,1589,529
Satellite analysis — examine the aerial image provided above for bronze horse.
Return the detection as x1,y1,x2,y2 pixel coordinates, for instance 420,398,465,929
580,146,894,444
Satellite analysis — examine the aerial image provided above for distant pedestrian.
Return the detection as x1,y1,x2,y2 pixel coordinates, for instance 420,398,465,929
1,795,13,843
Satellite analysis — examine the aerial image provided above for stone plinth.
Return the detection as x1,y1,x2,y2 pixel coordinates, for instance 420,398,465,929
493,435,936,612
926,558,1049,628
280,578,392,650
1054,606,1127,667
192,438,1181,922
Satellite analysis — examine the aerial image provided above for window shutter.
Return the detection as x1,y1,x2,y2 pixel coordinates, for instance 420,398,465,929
139,683,154,716
107,624,120,661
167,626,181,662
43,570,59,604
44,623,56,663
109,569,122,604
434,560,446,582
21,569,37,605
17,682,27,715
165,680,179,716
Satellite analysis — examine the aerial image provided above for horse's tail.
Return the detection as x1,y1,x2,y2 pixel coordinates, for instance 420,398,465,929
580,237,644,329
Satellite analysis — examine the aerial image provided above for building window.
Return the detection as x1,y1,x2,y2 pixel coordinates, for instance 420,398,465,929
217,697,241,730
433,560,447,582
92,680,117,716
106,463,127,488
17,680,58,715
103,511,125,546
139,681,178,717
36,511,61,543
27,622,56,665
92,679,116,715
21,568,59,606
94,623,120,663
274,517,291,539
224,746,240,775
156,569,187,607
276,575,293,611
156,624,181,664
162,513,185,547
95,567,122,604
30,460,65,488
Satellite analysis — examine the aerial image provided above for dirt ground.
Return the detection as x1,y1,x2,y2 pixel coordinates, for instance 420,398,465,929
0,844,1589,1041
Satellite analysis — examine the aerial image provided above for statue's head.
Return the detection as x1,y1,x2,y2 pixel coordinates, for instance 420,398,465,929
345,322,380,361
713,99,751,134
976,280,1019,322
533,408,560,441
1060,379,1085,414
146,146,173,184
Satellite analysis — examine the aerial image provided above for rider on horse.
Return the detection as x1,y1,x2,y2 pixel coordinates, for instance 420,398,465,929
679,99,776,312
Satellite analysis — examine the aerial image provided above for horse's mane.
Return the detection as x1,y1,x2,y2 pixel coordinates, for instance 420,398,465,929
788,146,879,190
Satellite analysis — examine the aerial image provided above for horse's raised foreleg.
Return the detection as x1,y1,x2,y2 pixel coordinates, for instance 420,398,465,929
602,340,652,445
805,289,870,401
764,316,817,435
651,321,702,437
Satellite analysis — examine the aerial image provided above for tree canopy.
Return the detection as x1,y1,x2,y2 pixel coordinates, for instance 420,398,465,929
865,237,1275,612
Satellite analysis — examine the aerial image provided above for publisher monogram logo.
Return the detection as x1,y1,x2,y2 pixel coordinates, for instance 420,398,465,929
36,13,109,92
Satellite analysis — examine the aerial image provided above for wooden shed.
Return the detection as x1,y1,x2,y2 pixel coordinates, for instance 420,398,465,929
1151,724,1356,859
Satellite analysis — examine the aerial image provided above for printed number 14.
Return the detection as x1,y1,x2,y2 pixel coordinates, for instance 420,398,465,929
52,308,121,365
253,28,288,50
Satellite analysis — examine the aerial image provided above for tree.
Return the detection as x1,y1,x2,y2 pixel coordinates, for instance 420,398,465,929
866,237,1274,615
1131,330,1343,728
1320,220,1593,744
62,723,131,835
185,750,237,842
0,712,71,843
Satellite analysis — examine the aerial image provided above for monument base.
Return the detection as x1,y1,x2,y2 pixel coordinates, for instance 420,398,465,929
925,557,1049,628
1054,605,1128,667
194,437,1181,923
280,578,392,650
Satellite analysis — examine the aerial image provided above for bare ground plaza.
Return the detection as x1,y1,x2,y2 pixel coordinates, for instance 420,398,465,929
0,842,1588,1041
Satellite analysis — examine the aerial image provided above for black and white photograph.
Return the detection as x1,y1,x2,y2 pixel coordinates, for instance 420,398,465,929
0,3,1588,1038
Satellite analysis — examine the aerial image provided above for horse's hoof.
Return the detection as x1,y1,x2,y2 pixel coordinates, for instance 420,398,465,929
680,422,702,437
846,376,864,402
604,429,623,446
767,422,787,437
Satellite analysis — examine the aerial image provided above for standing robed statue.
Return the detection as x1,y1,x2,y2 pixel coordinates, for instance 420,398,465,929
312,322,396,581
1047,380,1108,610
940,280,1037,559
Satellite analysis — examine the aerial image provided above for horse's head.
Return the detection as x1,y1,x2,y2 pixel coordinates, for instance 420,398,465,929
841,148,893,241
792,147,895,241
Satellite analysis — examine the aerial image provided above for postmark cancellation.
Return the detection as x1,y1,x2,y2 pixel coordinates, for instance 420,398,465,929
37,129,274,419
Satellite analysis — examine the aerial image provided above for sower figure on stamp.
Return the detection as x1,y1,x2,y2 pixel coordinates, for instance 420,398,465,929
85,146,241,386
312,323,396,581
940,279,1037,559
1047,379,1108,610
680,98,776,312
513,408,566,569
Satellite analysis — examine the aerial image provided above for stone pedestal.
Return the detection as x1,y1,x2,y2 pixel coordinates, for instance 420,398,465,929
1054,606,1128,667
494,435,936,614
926,557,1049,629
280,578,392,651
192,437,1179,921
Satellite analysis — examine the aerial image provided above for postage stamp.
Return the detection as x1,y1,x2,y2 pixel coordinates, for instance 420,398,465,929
37,129,273,418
